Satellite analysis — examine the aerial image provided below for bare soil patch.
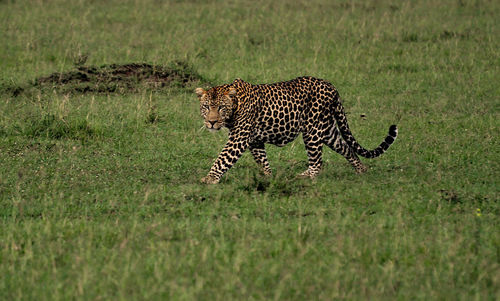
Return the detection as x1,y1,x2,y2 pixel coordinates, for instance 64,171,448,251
4,61,208,96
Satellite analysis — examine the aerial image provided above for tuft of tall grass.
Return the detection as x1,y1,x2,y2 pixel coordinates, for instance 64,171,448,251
22,113,102,141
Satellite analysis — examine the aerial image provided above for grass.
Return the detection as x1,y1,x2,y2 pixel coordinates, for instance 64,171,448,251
1,0,499,299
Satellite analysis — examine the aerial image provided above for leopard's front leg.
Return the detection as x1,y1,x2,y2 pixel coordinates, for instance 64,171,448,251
201,131,250,184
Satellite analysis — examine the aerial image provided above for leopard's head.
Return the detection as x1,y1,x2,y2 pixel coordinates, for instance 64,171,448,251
195,86,237,131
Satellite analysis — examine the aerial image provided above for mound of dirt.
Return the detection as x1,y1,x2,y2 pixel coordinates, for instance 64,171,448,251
5,61,208,96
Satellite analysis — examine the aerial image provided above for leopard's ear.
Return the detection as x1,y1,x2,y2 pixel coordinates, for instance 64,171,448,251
225,88,238,108
195,88,205,98
227,88,237,97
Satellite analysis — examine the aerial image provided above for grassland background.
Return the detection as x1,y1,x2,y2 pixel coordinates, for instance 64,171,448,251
0,0,499,299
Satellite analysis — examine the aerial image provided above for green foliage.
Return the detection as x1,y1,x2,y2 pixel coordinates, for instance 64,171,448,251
0,0,499,300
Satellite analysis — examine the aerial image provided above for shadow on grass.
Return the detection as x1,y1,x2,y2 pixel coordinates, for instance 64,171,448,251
236,171,312,197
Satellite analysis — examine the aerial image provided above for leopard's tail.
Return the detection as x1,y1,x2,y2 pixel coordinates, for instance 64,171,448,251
333,101,398,159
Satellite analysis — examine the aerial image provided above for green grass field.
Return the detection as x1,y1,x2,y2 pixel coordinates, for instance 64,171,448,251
1,0,499,299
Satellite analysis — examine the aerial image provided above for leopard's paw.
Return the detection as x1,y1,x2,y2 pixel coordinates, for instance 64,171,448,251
355,164,368,174
297,169,319,179
201,175,220,184
262,169,272,176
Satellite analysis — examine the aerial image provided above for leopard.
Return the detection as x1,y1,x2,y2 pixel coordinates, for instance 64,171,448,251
195,76,398,184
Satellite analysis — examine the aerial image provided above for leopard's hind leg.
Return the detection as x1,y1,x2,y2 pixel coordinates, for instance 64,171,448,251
324,126,367,173
249,142,272,176
299,131,324,178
